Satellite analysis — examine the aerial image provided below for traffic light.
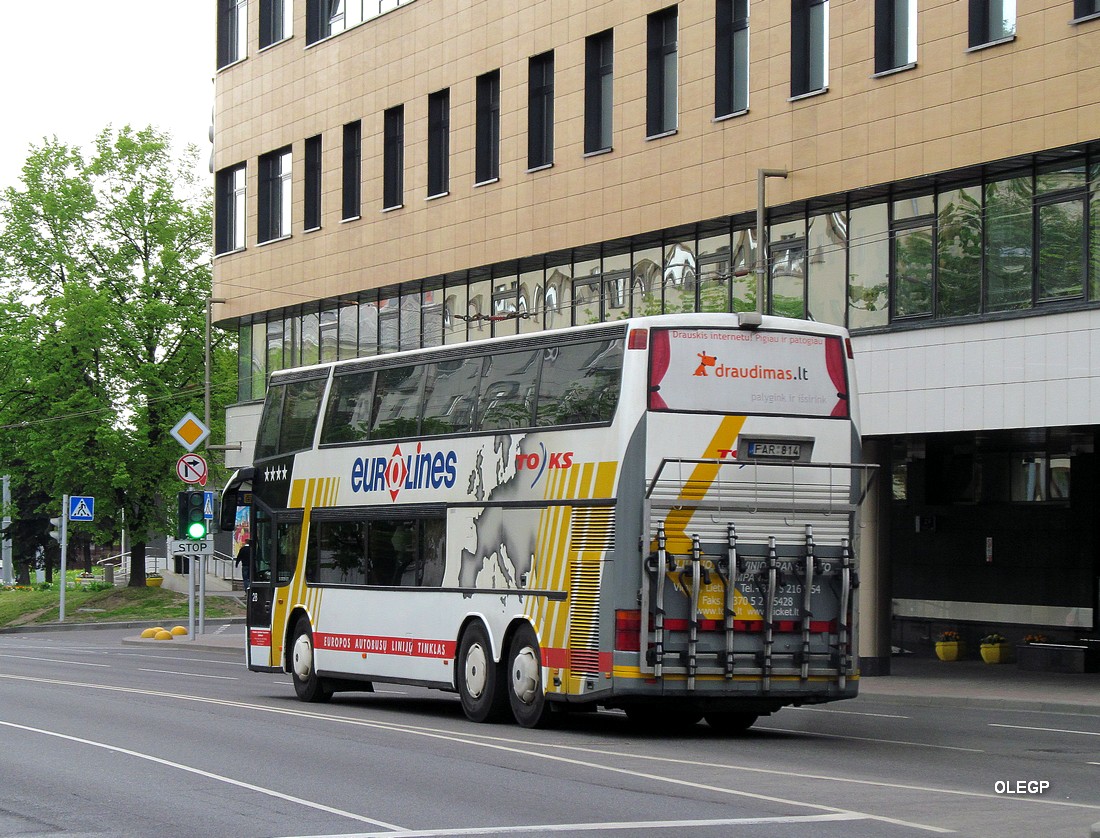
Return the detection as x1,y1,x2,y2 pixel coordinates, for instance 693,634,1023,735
49,516,63,543
177,491,208,540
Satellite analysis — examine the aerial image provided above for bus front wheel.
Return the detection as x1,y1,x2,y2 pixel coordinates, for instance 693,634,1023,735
507,624,552,728
291,618,333,703
457,622,507,723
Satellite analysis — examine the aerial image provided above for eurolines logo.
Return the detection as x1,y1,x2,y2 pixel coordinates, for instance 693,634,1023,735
351,443,458,501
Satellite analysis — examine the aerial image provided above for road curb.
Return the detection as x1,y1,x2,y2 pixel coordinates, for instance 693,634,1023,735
0,617,246,635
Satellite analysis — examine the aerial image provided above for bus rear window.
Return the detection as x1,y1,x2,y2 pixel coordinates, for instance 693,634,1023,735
647,327,849,418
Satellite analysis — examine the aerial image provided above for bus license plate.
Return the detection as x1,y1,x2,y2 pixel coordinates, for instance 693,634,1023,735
748,441,802,459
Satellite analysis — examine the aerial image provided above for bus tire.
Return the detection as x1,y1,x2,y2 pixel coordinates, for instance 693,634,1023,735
291,617,333,703
704,711,758,735
457,622,507,723
507,624,552,728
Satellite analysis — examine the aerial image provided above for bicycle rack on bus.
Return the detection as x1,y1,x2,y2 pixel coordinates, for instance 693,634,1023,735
640,458,874,689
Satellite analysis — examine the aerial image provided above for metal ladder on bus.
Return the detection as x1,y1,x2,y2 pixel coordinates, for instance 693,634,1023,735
644,521,856,688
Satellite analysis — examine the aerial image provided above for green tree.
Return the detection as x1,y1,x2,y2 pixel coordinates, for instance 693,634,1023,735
0,126,233,586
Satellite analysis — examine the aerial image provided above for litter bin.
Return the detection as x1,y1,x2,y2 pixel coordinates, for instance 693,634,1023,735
173,555,190,575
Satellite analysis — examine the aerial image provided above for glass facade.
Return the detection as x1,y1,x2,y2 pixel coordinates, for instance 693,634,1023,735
231,149,1100,402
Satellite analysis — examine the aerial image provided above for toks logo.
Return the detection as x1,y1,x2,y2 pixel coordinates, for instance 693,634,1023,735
351,443,457,501
515,443,573,488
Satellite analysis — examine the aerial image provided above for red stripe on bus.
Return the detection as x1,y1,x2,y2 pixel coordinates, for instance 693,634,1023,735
542,647,613,672
314,632,456,658
660,618,836,633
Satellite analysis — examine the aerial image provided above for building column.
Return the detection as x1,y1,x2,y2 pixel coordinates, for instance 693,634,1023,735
858,438,892,676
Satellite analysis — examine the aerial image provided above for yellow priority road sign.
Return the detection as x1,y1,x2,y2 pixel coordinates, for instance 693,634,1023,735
171,412,210,452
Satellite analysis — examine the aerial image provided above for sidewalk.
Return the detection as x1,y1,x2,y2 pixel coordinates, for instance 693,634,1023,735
856,655,1100,715
124,627,1100,715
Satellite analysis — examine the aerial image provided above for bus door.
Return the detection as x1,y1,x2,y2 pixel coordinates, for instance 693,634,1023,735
245,504,302,672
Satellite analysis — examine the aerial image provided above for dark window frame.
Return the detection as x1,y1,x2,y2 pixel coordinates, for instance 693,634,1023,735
427,89,450,198
305,134,322,231
646,7,679,137
217,0,246,68
259,0,289,49
1074,0,1100,21
584,29,614,154
874,0,914,74
475,70,501,183
215,162,246,255
342,121,362,221
258,146,292,243
791,0,828,97
527,52,555,170
384,105,405,209
715,0,749,118
968,0,1016,48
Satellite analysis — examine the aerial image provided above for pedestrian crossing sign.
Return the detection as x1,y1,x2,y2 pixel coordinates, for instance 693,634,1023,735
69,496,95,522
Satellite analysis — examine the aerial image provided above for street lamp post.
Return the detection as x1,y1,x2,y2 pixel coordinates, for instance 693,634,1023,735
755,168,789,315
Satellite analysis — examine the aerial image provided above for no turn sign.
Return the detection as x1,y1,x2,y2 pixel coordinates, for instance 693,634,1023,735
176,453,209,486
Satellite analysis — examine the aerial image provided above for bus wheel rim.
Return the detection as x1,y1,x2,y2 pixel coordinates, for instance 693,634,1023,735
293,633,313,680
465,642,487,699
511,645,540,705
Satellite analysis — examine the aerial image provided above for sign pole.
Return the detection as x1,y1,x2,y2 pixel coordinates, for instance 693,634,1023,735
59,494,68,623
199,551,206,635
187,545,196,640
2,476,12,586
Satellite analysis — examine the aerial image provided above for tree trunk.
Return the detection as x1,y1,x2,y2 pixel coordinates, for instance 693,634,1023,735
128,541,147,586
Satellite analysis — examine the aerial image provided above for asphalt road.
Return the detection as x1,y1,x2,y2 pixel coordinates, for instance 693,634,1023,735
0,626,1098,837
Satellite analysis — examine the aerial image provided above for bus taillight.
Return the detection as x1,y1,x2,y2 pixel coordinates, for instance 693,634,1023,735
627,329,648,350
845,337,854,359
615,609,642,651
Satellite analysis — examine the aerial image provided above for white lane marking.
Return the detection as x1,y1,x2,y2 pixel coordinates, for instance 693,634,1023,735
283,812,867,838
0,673,952,834
0,653,109,668
0,719,406,831
990,723,1100,737
138,668,238,681
762,725,983,752
791,706,910,719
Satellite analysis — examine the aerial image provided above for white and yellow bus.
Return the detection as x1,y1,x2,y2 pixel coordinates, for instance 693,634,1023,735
222,312,870,730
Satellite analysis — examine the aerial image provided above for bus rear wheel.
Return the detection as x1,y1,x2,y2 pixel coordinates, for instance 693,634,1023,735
507,624,552,728
291,618,333,703
457,622,507,723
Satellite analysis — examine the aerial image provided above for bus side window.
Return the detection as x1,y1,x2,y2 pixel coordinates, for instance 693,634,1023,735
372,365,425,440
536,339,623,426
279,379,326,453
321,370,375,444
476,349,538,431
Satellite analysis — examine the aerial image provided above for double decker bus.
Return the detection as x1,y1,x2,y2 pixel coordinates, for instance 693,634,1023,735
221,312,870,730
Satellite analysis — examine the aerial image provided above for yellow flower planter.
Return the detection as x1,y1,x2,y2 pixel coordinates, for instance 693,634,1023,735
980,643,1010,664
935,641,963,661
146,576,163,587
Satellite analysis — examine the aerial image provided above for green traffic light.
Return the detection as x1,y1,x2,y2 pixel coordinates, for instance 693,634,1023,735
187,520,207,539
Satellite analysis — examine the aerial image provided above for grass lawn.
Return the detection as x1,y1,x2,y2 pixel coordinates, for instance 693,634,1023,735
0,581,245,628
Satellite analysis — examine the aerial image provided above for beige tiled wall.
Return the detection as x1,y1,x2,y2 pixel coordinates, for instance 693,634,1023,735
213,0,1100,323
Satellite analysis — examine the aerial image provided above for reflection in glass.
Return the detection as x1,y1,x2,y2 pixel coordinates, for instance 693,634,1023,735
848,203,889,328
936,185,981,317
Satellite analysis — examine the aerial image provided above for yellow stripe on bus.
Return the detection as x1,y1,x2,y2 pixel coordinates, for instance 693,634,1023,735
661,414,746,554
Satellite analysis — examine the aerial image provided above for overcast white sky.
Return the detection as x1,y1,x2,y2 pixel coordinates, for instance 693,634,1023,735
0,3,214,191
